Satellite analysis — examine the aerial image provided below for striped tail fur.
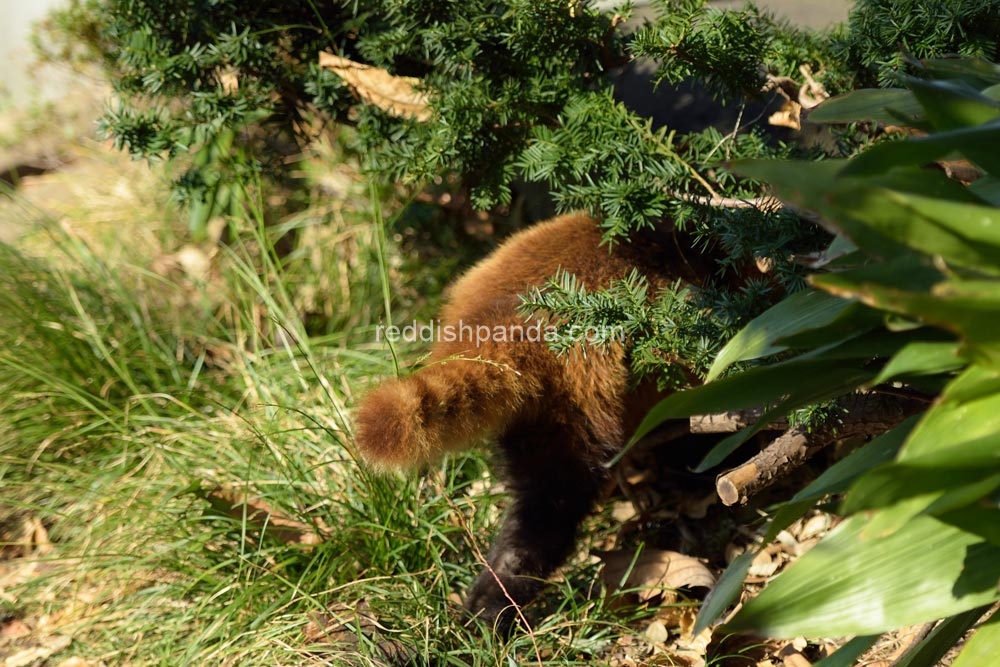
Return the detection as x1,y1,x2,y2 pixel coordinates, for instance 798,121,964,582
353,357,530,469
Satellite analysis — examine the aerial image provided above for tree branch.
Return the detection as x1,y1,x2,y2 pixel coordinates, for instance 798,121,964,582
714,393,925,506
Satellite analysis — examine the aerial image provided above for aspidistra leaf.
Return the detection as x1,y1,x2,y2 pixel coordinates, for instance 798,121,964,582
809,89,923,124
628,359,875,447
725,514,1000,637
951,611,1000,667
707,289,858,381
825,187,1000,275
871,341,965,385
904,77,1000,130
840,119,1000,177
902,364,1000,459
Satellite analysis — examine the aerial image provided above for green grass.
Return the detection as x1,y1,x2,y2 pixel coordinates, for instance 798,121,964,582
0,146,659,666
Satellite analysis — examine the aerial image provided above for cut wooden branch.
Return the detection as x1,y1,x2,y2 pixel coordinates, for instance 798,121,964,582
715,393,926,506
690,409,786,434
716,425,816,506
667,189,834,233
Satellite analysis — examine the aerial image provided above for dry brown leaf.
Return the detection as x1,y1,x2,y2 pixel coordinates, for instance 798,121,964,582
674,624,713,667
748,550,779,579
769,99,802,130
204,485,327,546
55,659,106,667
645,619,670,644
303,599,384,645
319,52,431,121
778,643,813,667
1,619,31,642
597,547,715,604
302,600,417,665
3,634,71,667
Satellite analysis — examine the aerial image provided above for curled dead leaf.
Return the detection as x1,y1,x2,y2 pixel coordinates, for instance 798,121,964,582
769,99,802,131
202,484,328,546
303,600,417,665
597,547,716,605
3,634,72,667
319,52,431,121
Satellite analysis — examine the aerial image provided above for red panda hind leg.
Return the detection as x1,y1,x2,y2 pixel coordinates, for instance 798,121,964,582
463,420,617,636
352,211,678,638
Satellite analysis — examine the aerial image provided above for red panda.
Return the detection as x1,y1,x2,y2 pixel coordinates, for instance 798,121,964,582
354,211,703,635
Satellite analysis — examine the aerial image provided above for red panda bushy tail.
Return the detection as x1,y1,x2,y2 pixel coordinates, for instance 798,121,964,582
353,359,529,469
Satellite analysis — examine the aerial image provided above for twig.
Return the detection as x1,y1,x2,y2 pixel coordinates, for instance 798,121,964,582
716,425,817,506
714,393,925,506
689,409,786,434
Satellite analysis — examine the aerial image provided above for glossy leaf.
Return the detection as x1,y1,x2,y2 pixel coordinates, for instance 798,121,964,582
825,187,1000,275
812,635,879,667
900,365,1000,460
629,358,876,447
811,278,1000,367
809,88,923,124
891,607,989,667
693,549,755,634
841,119,1000,177
726,514,1000,637
871,341,965,385
842,432,1000,514
917,57,1000,89
951,611,1000,667
939,507,1000,546
707,289,863,381
904,77,1000,131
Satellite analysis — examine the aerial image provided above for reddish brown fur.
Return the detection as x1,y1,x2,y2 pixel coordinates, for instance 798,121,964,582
355,212,674,468
353,211,687,635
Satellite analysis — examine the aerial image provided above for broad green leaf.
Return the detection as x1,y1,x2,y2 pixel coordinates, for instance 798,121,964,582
693,549,755,634
696,334,907,473
725,514,1000,637
735,161,971,260
812,279,1000,367
871,341,965,385
905,77,1000,131
826,187,1000,275
841,119,1000,177
951,610,1000,667
733,158,844,207
696,328,914,471
813,635,879,667
924,473,1000,516
917,57,1000,90
770,316,877,352
821,233,858,266
902,364,1000,460
925,362,1000,404
939,507,1000,546
892,607,990,667
969,175,1000,206
810,89,923,124
843,432,1000,514
628,359,875,447
707,289,857,381
927,281,1000,365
